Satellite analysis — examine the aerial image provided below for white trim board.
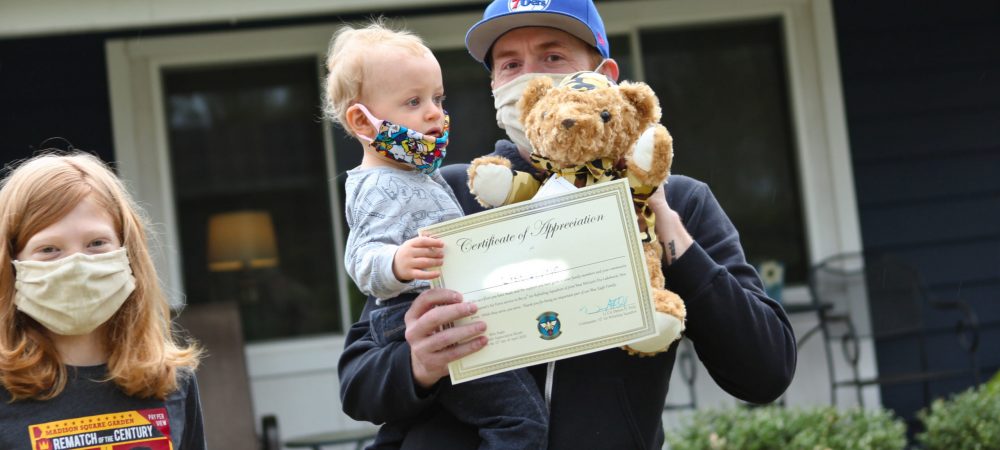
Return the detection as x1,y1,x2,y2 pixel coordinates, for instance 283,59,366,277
0,0,481,38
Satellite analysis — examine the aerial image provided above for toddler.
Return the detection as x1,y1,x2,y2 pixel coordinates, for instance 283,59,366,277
325,20,547,450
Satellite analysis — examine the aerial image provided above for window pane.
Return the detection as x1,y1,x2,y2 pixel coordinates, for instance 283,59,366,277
639,19,809,283
163,58,342,340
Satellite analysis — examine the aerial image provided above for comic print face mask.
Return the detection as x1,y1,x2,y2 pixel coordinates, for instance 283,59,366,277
354,103,450,175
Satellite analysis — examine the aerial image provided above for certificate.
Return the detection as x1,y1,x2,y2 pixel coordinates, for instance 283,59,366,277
420,178,657,384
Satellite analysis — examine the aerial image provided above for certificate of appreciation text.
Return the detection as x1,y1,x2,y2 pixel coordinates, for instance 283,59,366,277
420,179,657,383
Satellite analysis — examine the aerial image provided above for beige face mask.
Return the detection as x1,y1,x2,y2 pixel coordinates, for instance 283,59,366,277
492,60,609,154
13,247,135,336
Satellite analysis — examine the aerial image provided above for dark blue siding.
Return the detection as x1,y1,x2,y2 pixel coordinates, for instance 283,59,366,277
835,0,1000,428
0,34,115,163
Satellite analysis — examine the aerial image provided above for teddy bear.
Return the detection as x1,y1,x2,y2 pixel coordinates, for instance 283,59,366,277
467,71,685,356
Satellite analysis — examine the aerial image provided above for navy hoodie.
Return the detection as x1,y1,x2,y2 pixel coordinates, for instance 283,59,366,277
338,140,796,450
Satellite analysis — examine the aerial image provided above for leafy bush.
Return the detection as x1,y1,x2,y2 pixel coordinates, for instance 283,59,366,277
986,370,1000,396
665,406,906,450
917,372,1000,450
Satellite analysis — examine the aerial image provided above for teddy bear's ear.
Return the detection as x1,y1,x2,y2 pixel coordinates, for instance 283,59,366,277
517,77,554,119
619,81,662,124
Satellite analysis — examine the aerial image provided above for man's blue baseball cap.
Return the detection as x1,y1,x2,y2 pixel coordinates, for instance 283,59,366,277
465,0,610,68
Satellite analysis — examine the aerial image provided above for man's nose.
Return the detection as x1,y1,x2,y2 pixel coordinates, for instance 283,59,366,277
522,59,547,75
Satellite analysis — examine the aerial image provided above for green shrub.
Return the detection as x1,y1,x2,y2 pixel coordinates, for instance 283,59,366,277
986,370,1000,396
917,373,1000,450
665,406,906,450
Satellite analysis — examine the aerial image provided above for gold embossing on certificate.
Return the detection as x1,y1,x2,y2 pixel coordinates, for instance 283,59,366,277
420,179,656,383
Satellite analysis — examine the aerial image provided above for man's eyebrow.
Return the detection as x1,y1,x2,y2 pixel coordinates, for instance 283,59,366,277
535,40,571,52
492,47,519,63
493,39,573,62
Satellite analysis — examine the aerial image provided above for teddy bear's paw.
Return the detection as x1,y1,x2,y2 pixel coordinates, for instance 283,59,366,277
631,127,657,172
653,288,686,322
622,311,684,357
470,164,514,207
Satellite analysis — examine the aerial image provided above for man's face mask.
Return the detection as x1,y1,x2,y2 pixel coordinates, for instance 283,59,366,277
492,60,609,154
13,247,136,336
354,104,450,175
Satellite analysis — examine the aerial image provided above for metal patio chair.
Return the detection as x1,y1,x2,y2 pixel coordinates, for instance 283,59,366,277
176,301,280,450
808,252,981,407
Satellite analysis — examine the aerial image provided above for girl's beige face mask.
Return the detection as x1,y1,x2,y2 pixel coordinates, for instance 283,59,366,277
13,247,135,336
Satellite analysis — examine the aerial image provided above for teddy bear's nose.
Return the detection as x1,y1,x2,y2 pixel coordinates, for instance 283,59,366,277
561,118,576,129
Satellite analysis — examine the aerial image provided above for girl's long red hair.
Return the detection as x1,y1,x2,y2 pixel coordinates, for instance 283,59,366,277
0,152,200,401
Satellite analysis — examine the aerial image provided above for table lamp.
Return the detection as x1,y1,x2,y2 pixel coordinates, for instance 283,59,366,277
207,210,279,303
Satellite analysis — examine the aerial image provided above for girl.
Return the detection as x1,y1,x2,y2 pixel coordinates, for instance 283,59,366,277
0,152,205,449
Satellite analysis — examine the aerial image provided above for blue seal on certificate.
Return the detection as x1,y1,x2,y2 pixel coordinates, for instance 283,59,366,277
537,311,562,339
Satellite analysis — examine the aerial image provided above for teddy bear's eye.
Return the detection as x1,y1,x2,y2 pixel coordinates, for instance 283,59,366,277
600,110,612,123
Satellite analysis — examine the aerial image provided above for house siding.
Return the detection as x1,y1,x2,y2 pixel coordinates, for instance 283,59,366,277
0,34,115,163
834,0,1000,423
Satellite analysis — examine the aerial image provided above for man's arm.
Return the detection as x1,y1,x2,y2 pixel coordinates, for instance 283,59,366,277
338,294,436,423
655,176,796,404
338,289,486,423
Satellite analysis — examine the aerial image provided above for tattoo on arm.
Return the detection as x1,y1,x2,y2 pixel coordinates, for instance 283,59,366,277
667,240,677,264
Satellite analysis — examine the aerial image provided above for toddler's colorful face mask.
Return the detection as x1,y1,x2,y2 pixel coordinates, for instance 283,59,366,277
354,104,450,174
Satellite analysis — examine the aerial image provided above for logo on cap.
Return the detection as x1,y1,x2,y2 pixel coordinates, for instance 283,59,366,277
509,0,551,12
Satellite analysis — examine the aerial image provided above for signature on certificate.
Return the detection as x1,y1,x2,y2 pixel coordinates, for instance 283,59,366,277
580,296,629,315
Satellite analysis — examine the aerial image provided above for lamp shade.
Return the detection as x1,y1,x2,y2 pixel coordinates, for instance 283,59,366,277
207,210,279,271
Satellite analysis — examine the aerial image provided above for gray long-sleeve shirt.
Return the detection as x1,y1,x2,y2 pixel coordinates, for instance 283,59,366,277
344,167,463,301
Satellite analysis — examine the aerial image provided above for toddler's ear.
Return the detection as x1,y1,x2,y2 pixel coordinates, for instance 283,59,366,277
345,104,376,140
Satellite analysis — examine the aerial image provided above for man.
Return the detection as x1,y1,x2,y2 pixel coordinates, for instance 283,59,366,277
338,1,797,448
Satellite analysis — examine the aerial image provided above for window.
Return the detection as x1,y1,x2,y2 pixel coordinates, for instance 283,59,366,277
163,58,342,340
639,20,809,283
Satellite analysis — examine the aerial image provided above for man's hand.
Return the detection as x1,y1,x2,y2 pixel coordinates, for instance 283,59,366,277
649,186,694,265
393,236,445,282
404,288,487,389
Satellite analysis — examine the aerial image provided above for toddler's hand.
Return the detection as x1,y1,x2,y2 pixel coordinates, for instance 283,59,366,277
393,236,445,282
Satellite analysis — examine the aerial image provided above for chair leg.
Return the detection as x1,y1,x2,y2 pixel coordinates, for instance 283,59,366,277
849,356,864,407
261,415,280,450
822,331,838,406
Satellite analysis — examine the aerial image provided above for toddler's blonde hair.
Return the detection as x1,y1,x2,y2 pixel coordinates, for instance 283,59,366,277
323,18,430,137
